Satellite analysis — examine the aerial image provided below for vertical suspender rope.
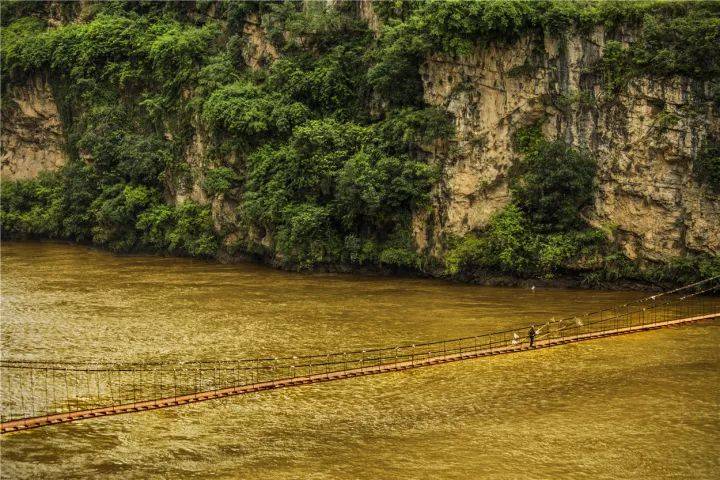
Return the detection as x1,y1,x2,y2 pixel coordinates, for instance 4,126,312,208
18,370,26,420
28,368,35,417
44,367,49,418
95,368,101,409
64,367,70,413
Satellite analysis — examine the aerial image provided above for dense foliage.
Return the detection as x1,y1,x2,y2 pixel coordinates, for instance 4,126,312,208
0,0,449,266
1,0,717,284
446,127,604,279
510,127,597,232
1,4,224,256
370,0,720,104
445,205,607,278
694,136,720,193
595,8,720,93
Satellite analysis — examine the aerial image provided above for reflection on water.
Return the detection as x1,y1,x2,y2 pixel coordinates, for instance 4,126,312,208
1,242,719,479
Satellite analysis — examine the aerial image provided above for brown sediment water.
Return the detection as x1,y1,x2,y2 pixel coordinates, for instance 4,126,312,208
1,241,718,479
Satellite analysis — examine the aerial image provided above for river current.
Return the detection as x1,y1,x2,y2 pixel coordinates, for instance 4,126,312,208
1,241,718,479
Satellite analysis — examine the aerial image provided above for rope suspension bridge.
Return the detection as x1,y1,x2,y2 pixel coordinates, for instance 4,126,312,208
2,277,719,434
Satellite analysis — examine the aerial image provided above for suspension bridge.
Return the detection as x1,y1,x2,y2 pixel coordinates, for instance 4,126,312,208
2,277,719,434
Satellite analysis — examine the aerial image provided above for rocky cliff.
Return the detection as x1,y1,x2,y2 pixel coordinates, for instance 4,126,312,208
2,0,718,274
1,76,66,180
413,28,720,263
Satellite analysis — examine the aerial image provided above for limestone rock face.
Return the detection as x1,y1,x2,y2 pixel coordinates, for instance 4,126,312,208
3,24,718,265
415,28,720,261
1,77,67,180
241,13,279,70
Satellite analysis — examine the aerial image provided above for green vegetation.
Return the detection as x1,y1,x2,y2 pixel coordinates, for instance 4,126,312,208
1,1,717,284
582,252,720,288
446,206,607,278
203,167,239,197
1,1,449,267
370,0,720,104
510,128,597,232
447,125,604,279
0,168,217,257
694,136,720,193
593,4,720,93
235,113,441,267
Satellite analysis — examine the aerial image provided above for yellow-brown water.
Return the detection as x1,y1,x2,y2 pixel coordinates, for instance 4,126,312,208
1,241,718,479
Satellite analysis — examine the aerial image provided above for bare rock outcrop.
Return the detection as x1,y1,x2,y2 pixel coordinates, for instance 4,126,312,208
1,77,67,180
414,28,719,261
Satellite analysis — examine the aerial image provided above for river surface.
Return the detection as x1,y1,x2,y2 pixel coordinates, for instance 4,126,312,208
1,241,718,479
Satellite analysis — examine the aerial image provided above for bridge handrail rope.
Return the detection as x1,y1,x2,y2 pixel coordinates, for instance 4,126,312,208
3,275,718,369
528,282,720,334
534,282,719,341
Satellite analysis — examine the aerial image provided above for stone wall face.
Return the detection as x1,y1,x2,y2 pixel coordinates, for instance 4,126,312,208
1,77,67,180
413,28,720,261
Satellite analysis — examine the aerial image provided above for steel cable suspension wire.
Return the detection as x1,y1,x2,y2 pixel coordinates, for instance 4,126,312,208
1,276,719,370
41,295,720,373
535,282,720,341
0,284,714,380
532,276,719,334
0,292,716,378
16,288,720,377
0,297,710,395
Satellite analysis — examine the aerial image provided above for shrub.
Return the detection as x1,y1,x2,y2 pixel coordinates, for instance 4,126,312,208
377,227,420,269
136,204,175,251
373,107,454,154
137,201,218,257
694,137,720,193
537,229,606,274
0,17,51,79
0,173,63,238
510,138,597,232
238,115,437,266
90,184,159,252
275,203,337,267
643,255,720,286
445,205,607,278
268,46,367,120
146,21,221,91
202,81,311,145
167,202,218,257
203,167,239,196
634,11,720,80
446,205,537,276
379,247,419,269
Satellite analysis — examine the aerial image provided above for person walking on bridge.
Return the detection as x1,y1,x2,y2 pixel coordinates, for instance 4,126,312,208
528,325,537,348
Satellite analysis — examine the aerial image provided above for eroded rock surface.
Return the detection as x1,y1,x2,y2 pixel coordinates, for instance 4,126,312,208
415,28,719,261
1,77,67,180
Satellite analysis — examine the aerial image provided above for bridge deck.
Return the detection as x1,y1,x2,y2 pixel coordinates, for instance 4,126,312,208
2,312,718,434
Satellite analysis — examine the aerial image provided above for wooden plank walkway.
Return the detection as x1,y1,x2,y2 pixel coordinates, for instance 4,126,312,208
2,312,718,434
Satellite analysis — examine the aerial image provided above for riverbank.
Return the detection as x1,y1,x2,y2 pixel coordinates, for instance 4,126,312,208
219,240,716,292
7,238,706,293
